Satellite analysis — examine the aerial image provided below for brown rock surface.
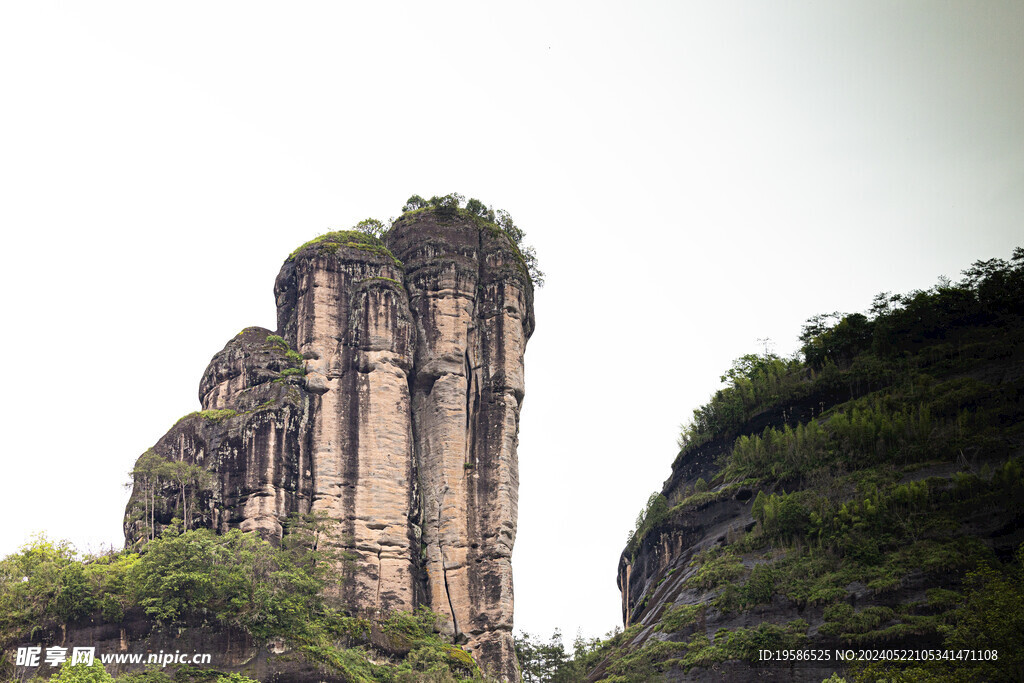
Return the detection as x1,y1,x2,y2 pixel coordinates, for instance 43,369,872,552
125,216,534,680
388,212,534,678
274,235,420,615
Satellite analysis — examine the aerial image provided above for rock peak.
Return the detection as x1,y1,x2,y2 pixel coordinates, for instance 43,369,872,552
126,209,534,680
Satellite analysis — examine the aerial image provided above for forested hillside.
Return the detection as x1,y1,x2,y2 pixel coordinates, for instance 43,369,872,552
574,249,1024,682
0,516,482,682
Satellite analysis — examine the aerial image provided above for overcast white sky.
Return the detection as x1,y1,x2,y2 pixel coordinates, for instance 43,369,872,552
1,1,1022,644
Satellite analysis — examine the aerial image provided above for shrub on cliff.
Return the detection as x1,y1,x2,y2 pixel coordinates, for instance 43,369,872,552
625,492,669,557
354,217,386,238
129,524,328,638
47,660,115,682
398,192,546,287
464,198,495,222
428,193,463,216
401,194,428,212
0,536,92,642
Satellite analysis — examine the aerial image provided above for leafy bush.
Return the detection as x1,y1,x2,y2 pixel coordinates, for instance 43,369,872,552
48,660,114,682
677,353,806,454
0,536,83,640
402,195,428,212
743,563,774,605
657,604,702,633
265,334,288,349
398,192,545,287
354,218,386,238
684,547,744,591
464,198,494,222
1,524,480,682
625,493,669,556
130,525,329,638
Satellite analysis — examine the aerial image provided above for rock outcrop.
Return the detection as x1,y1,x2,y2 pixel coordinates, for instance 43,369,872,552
124,328,315,544
124,210,534,680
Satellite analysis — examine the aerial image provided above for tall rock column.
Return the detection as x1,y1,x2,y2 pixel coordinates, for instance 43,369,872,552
275,233,420,614
125,213,535,680
388,212,535,680
467,227,534,674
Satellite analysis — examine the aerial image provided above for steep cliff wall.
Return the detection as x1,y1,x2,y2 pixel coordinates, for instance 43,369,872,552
389,211,534,675
274,231,421,616
124,211,534,680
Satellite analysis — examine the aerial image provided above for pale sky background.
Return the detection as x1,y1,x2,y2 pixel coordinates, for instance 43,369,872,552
1,1,1022,645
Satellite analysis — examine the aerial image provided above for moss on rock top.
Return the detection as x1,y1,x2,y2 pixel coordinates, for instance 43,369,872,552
287,230,402,267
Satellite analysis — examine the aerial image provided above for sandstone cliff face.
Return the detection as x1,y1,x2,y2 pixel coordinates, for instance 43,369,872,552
389,212,534,675
125,213,534,680
274,235,420,616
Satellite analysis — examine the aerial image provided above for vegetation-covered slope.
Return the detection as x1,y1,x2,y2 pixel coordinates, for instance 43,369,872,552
594,249,1024,682
0,517,483,682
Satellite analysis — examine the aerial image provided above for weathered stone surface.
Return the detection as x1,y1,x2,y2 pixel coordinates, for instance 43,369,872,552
125,216,534,680
388,212,533,680
274,237,419,615
199,327,299,411
124,329,314,547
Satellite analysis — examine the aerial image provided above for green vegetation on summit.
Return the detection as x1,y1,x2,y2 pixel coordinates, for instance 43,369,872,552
289,194,544,287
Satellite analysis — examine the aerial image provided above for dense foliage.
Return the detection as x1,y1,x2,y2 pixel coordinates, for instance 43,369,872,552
604,249,1024,681
0,516,482,682
398,193,544,286
514,629,612,683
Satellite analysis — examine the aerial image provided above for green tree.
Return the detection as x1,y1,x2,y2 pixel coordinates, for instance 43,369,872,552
515,630,573,682
130,449,168,543
495,209,524,243
402,194,428,211
938,544,1024,680
626,493,669,554
354,217,386,238
464,198,495,222
47,660,114,682
751,490,767,522
156,459,213,532
54,561,92,623
428,193,463,216
82,549,138,623
0,535,80,640
128,526,328,637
